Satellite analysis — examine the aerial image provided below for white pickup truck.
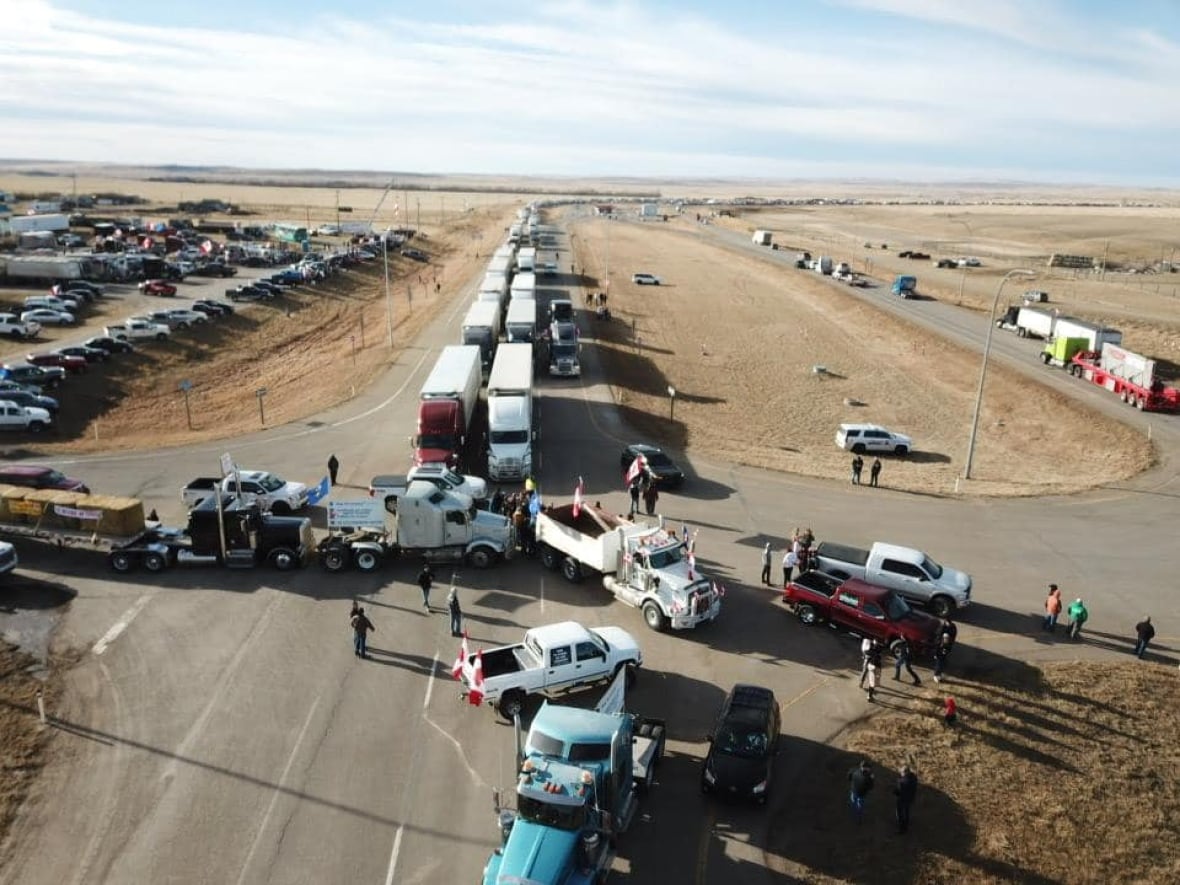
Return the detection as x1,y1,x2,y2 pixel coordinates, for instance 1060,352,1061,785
459,621,642,720
104,319,170,342
181,470,311,514
812,540,972,617
367,465,488,507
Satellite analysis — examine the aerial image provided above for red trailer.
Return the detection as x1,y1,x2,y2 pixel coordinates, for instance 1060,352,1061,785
1068,345,1180,412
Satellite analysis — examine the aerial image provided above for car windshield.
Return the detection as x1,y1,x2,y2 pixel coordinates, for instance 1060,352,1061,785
921,556,943,579
714,723,770,759
491,430,528,444
643,451,672,467
259,475,285,492
439,468,462,485
885,593,912,620
517,794,586,831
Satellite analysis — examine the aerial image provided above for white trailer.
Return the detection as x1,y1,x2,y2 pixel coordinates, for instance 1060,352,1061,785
8,214,70,234
1052,317,1122,352
815,256,833,275
420,344,482,441
535,504,722,632
516,247,537,273
462,300,502,369
1100,344,1158,389
505,297,537,343
510,271,536,302
752,230,773,246
997,306,1057,339
0,255,86,282
488,254,514,280
480,271,508,302
487,343,534,481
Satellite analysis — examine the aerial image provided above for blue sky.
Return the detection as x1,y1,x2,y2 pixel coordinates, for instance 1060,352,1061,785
2,0,1180,184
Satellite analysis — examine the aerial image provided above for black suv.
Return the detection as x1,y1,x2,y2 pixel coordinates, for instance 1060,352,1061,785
701,684,780,805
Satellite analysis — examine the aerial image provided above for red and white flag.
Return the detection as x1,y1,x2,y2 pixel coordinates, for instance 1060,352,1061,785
687,547,696,580
712,579,727,598
451,631,469,680
623,454,647,487
467,650,486,706
201,239,213,254
141,236,153,249
572,476,585,518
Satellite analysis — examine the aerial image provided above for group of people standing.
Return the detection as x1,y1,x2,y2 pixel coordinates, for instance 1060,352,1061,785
628,470,660,516
348,561,465,659
848,759,919,834
760,527,815,587
1043,582,1157,658
850,456,882,487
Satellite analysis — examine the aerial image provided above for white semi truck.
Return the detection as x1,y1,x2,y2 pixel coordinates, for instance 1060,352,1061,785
505,297,537,343
535,504,722,632
487,343,534,482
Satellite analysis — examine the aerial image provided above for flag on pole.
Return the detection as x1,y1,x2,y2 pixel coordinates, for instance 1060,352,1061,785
572,476,585,518
451,631,469,680
712,579,727,598
307,475,332,506
624,454,647,488
467,650,486,706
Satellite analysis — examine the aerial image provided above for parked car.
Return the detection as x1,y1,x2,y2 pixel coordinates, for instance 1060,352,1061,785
54,344,108,363
701,684,780,805
84,336,134,355
0,401,54,433
835,423,912,456
401,248,429,262
1,363,66,389
0,463,86,491
251,281,282,296
192,262,237,278
191,299,234,317
21,308,75,327
62,280,103,298
161,308,208,327
619,443,686,489
227,285,270,302
27,352,87,374
25,294,80,313
632,273,662,285
0,313,41,340
138,279,178,297
0,389,59,415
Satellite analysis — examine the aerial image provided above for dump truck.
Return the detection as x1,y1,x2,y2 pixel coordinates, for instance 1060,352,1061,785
483,669,664,885
535,503,722,632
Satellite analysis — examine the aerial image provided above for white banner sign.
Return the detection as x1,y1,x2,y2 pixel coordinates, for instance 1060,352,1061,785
595,667,627,716
327,499,386,530
54,504,103,521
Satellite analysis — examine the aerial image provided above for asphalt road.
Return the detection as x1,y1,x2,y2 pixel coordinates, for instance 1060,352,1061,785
2,223,1179,885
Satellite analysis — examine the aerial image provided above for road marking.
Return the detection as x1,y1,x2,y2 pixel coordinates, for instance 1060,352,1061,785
234,696,321,885
695,804,716,885
422,651,440,710
539,575,545,612
91,594,151,656
384,824,404,885
781,675,833,711
421,652,488,789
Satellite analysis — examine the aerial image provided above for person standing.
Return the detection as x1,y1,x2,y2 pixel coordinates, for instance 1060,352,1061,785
1134,616,1155,659
858,638,874,688
869,458,882,488
643,482,659,516
1043,584,1063,632
782,547,799,587
933,619,956,683
350,606,374,658
894,764,918,834
893,638,921,686
417,562,435,610
1067,598,1088,641
848,760,874,824
851,455,864,485
865,642,883,701
942,695,958,727
760,542,772,586
628,479,641,516
327,454,340,486
490,487,505,515
447,585,463,637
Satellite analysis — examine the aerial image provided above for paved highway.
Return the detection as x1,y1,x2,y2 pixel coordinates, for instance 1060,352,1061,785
2,222,1178,884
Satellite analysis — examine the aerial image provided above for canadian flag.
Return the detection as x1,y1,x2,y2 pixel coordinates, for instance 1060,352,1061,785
200,239,213,254
467,650,486,706
572,476,585,518
141,237,153,249
451,631,470,680
623,454,647,487
712,579,727,598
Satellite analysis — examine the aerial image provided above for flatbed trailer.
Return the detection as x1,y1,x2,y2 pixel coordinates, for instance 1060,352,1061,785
1069,350,1180,412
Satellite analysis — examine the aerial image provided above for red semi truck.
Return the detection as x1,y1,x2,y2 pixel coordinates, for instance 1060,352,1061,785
1068,344,1180,413
412,345,482,470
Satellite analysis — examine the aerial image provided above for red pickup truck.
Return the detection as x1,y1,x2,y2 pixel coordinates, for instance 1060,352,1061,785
781,571,941,654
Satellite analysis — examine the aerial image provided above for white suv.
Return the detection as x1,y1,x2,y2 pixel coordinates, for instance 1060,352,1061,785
0,313,40,340
632,273,662,285
835,423,912,455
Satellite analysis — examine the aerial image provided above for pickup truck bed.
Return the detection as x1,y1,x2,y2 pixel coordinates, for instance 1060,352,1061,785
480,646,534,679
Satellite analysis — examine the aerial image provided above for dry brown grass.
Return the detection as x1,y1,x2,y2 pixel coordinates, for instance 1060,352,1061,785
0,643,61,846
769,660,1180,884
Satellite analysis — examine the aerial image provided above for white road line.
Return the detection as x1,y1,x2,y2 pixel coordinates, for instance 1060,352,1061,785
539,575,545,612
234,696,322,885
422,651,440,710
422,715,489,790
384,824,405,885
91,594,151,656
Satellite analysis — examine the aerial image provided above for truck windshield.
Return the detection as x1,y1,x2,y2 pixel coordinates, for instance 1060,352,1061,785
517,794,586,831
491,430,529,444
885,593,912,620
552,343,577,359
647,545,684,568
921,556,943,579
416,433,456,448
259,475,285,492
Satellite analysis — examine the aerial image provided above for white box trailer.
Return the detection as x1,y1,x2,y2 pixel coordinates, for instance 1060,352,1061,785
510,271,536,302
1053,317,1122,351
505,297,537,343
516,247,537,273
480,271,508,301
1017,307,1056,339
752,230,773,246
1100,343,1157,388
462,300,502,369
420,344,482,437
487,343,534,481
488,254,514,279
0,255,85,282
9,213,70,234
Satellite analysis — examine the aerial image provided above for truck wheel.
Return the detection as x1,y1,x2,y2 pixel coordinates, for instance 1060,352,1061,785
851,443,866,454
269,548,299,571
560,557,583,583
888,638,904,658
1136,397,1146,410
1040,352,1051,365
894,445,909,455
27,421,46,433
642,601,667,632
497,690,525,721
109,551,137,573
270,502,292,515
797,604,819,626
320,545,349,572
155,333,167,341
1018,327,1028,338
467,546,495,569
539,544,560,570
930,596,954,619
354,549,382,572
143,552,167,573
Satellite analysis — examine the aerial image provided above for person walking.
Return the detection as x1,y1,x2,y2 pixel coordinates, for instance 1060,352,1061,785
851,455,864,485
893,638,921,686
1042,584,1063,632
350,606,374,658
865,642,883,701
1134,616,1155,659
417,562,435,610
858,637,874,688
642,482,659,516
932,620,956,684
1067,598,1088,640
447,585,463,637
869,458,882,488
782,547,799,587
490,487,505,515
760,542,772,586
327,454,340,486
628,479,641,516
894,764,918,834
847,760,874,824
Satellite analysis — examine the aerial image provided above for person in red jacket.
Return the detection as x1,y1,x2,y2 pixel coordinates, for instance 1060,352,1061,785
1042,584,1063,632
942,696,957,727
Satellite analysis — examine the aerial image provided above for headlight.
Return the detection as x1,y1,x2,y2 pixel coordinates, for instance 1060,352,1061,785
703,767,715,785
752,779,767,794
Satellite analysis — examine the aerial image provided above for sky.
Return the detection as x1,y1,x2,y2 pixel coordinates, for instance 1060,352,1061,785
2,0,1180,184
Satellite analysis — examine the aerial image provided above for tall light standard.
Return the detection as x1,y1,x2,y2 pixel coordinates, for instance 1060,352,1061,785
963,268,1037,480
383,236,394,348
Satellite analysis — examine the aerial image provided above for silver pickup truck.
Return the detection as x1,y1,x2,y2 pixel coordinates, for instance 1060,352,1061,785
812,540,972,617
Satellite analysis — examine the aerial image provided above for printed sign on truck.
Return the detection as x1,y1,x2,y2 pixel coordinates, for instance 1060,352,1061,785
327,499,386,530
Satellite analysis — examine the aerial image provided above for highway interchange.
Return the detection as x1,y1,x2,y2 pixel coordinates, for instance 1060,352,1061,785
2,220,1179,884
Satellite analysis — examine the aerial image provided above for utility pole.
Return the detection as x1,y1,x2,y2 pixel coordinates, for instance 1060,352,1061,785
335,190,340,231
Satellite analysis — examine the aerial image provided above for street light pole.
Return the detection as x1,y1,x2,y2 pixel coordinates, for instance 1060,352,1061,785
383,237,394,348
963,269,1036,480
